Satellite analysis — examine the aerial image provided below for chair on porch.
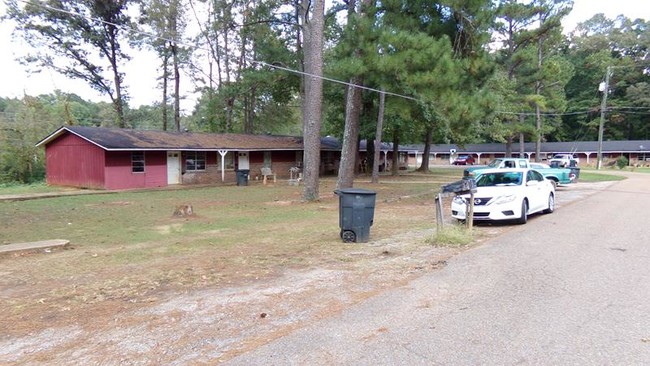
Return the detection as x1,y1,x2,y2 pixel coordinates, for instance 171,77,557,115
261,167,276,185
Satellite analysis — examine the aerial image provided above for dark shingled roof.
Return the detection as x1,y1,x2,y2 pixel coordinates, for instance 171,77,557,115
361,140,650,154
37,126,341,151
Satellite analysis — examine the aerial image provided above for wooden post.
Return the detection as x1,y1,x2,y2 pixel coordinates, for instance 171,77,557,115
466,191,474,230
435,193,444,231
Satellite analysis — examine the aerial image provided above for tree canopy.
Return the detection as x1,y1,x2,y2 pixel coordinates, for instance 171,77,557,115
2,1,649,186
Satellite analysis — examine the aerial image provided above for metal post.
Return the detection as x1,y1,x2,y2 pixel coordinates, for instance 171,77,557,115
597,66,611,170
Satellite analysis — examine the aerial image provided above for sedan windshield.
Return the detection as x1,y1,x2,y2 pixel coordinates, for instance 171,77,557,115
476,172,523,187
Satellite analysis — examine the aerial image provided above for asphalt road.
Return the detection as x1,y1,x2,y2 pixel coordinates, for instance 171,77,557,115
228,172,650,365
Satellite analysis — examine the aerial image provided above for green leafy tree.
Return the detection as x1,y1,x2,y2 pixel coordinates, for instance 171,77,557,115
564,14,650,141
136,0,189,131
325,0,495,178
0,96,60,183
528,0,573,161
492,0,538,155
187,0,301,134
492,0,573,159
5,0,133,127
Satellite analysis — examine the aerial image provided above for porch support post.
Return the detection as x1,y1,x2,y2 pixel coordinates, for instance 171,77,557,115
218,150,228,182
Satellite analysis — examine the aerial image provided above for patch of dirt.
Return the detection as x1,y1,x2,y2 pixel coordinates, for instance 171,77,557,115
0,227,490,365
1,180,550,365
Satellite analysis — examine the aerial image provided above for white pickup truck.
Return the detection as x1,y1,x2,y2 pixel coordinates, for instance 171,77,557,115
549,154,579,167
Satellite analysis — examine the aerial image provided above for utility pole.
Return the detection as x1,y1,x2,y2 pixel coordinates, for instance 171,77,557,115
597,66,611,170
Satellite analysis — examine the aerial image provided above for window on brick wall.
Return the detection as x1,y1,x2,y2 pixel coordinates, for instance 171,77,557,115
186,151,206,171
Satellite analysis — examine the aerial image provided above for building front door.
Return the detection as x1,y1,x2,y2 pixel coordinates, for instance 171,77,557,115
238,151,250,170
167,151,181,185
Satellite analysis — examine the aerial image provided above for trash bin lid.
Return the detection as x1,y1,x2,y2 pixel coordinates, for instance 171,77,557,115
335,188,376,195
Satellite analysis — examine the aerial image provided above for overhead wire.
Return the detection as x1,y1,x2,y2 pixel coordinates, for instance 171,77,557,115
10,0,650,117
18,0,420,102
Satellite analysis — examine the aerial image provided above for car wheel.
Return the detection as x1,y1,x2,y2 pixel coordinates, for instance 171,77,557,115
544,193,555,214
516,199,528,224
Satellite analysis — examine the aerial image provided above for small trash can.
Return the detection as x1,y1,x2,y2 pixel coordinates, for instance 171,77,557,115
236,169,249,186
334,188,376,243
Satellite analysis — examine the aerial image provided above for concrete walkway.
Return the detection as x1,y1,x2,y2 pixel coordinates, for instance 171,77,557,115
0,190,110,202
0,240,70,255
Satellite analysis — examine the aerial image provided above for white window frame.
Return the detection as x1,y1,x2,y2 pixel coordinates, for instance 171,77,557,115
186,151,206,171
132,151,145,173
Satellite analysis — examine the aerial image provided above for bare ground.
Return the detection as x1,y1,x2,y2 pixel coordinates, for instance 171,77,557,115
0,180,610,365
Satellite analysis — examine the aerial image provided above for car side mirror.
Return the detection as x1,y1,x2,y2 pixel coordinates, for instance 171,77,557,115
526,180,538,186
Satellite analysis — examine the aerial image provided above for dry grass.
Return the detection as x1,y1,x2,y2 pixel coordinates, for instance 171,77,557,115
0,170,474,336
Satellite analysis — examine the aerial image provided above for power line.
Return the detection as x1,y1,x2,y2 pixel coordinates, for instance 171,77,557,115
12,0,650,117
17,0,420,103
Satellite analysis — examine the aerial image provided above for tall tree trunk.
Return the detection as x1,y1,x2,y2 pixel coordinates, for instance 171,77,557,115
301,0,326,201
336,0,368,189
505,135,513,158
371,91,385,184
391,132,399,176
244,88,256,134
336,78,362,189
223,15,233,131
173,43,181,132
109,43,125,128
162,49,169,131
417,127,433,172
535,104,542,161
535,34,543,162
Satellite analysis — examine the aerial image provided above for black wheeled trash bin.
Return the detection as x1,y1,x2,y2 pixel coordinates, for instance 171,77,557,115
568,160,580,182
236,169,249,186
569,167,580,182
334,188,377,243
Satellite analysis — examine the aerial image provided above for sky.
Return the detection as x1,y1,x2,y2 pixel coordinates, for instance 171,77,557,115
0,0,649,113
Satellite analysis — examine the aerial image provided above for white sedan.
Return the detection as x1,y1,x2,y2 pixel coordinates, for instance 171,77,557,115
451,168,555,224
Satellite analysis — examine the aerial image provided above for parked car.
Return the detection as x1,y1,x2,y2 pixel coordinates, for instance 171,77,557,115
529,162,576,187
453,155,475,165
549,153,579,167
464,158,530,176
451,168,555,224
530,162,550,169
464,158,575,186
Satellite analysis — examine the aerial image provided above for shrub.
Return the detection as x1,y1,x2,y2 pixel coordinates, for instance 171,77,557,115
616,156,629,170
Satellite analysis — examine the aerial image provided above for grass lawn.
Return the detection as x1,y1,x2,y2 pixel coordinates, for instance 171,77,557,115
0,167,628,352
0,182,70,195
1,170,470,330
577,171,627,182
575,166,642,182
